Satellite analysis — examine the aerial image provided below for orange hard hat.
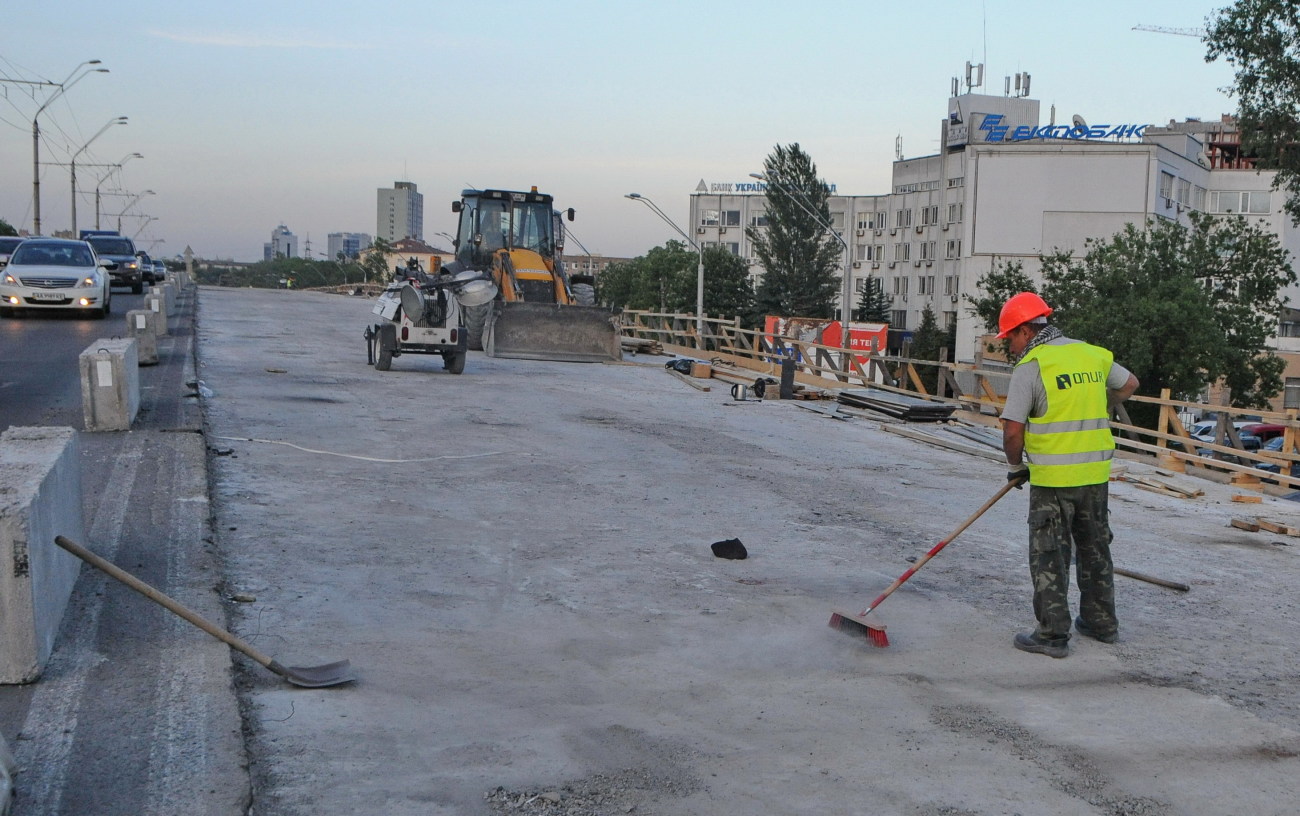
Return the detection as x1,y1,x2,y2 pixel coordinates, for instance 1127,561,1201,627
996,291,1052,338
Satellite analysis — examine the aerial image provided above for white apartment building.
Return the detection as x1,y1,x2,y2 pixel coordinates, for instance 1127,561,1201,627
688,90,1300,385
376,181,424,243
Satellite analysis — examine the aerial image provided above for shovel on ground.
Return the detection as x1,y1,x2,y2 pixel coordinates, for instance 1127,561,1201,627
55,536,354,688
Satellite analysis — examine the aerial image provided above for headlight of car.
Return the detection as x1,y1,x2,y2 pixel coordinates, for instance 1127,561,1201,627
1,273,15,285
125,261,137,270
78,275,98,288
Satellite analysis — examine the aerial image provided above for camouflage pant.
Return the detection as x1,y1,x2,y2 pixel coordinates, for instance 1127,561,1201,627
1027,483,1117,642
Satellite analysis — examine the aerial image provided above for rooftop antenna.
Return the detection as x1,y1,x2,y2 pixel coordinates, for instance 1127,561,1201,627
895,134,903,161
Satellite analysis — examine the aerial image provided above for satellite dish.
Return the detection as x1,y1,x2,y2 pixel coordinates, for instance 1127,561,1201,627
1072,114,1089,131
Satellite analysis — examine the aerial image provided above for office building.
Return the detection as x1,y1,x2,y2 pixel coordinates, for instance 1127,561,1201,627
377,181,424,243
327,232,372,261
688,81,1300,390
263,224,297,261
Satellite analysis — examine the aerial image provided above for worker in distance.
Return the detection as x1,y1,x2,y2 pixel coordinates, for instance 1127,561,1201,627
998,292,1140,658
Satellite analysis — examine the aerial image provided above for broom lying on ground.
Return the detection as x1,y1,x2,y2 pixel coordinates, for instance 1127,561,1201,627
829,479,1019,647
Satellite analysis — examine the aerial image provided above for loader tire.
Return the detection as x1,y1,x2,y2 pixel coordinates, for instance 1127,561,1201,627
463,301,491,351
375,323,396,371
571,282,596,307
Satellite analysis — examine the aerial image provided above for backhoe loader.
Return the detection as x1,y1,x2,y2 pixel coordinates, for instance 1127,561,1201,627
443,187,622,363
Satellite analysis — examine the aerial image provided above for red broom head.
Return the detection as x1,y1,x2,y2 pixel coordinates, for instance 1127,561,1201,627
828,610,889,647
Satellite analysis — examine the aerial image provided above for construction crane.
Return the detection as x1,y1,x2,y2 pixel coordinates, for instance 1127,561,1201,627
1133,24,1206,37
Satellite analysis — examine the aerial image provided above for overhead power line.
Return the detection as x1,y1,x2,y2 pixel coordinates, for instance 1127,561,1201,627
1132,24,1207,37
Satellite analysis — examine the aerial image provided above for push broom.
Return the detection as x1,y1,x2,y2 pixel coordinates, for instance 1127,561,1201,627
829,479,1019,647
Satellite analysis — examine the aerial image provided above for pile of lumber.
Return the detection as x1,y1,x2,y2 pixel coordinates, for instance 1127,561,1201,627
837,388,955,421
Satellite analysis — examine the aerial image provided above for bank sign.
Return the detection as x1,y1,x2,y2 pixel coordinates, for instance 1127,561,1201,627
695,179,837,195
948,113,1149,147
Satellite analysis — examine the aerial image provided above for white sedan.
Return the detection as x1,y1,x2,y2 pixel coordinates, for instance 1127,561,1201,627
0,238,113,319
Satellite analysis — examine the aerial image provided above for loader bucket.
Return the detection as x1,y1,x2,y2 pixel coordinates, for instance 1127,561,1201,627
484,301,623,363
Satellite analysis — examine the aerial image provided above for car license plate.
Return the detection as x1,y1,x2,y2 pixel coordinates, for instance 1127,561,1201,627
30,292,65,301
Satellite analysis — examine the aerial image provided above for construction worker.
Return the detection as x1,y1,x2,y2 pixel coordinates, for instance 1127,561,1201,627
998,292,1140,658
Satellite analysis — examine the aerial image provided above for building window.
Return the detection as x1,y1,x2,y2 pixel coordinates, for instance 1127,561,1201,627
943,310,957,329
919,241,936,261
1176,177,1191,205
920,205,939,226
1193,185,1207,211
944,275,958,295
721,210,741,227
874,243,884,262
945,238,962,259
892,276,908,295
855,277,870,294
894,242,911,261
895,208,913,228
856,213,873,230
830,212,845,230
750,211,768,227
891,309,908,328
1159,171,1175,201
946,202,963,224
947,177,965,188
1287,378,1300,410
1209,190,1270,214
700,209,719,226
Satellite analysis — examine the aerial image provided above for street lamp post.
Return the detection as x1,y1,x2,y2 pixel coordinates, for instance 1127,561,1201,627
71,116,128,234
95,152,142,229
32,60,108,235
115,190,154,232
749,172,856,363
624,193,706,345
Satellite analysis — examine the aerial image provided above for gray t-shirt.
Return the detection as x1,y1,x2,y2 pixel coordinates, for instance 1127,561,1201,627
1002,336,1133,425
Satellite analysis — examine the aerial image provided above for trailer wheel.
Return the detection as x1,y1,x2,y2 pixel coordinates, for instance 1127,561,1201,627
463,302,490,351
375,323,396,371
443,350,466,375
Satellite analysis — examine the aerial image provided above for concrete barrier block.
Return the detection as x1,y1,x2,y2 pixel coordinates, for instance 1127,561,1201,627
79,338,139,431
144,293,168,336
0,427,85,684
150,283,176,315
125,309,159,365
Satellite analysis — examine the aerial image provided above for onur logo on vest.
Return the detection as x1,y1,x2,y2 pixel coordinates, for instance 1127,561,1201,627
1055,370,1105,390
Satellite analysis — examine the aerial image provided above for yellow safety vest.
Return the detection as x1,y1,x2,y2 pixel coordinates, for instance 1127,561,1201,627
1018,341,1115,487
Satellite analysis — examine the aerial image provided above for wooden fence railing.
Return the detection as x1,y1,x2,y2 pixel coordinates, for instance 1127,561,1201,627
620,310,1300,491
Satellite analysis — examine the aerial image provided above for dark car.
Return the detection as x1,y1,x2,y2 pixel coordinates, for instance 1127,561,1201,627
1256,436,1300,477
0,236,24,268
83,234,143,293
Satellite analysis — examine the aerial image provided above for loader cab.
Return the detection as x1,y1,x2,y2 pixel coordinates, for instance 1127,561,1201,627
452,188,569,269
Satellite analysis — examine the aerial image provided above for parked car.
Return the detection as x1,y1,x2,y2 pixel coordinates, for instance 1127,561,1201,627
0,237,112,319
152,260,167,281
1256,436,1300,477
1188,420,1261,451
1242,423,1287,443
0,236,23,268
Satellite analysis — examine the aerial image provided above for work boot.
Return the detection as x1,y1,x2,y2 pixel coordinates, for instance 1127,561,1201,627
1013,631,1069,658
1074,616,1118,644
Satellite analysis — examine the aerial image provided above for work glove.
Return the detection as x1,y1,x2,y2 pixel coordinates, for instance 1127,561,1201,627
1007,464,1030,489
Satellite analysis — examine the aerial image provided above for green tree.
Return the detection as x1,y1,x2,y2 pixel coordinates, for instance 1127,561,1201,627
361,237,393,284
854,276,891,322
968,258,1037,335
971,216,1295,411
911,304,946,361
1206,1,1300,223
597,242,757,325
0,218,17,237
747,143,842,319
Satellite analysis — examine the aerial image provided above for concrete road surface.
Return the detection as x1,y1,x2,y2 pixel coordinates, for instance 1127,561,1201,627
192,287,1300,815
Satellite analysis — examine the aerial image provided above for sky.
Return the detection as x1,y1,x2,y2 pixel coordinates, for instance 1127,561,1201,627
0,1,1240,263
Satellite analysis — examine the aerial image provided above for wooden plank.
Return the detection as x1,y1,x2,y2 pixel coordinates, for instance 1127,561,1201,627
1231,494,1263,503
667,369,710,391
1230,518,1261,532
1255,518,1300,536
